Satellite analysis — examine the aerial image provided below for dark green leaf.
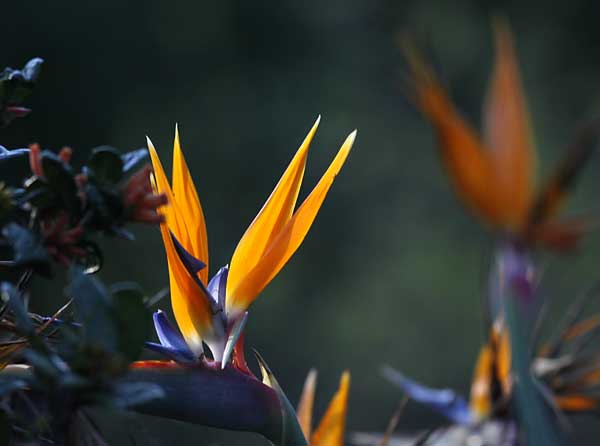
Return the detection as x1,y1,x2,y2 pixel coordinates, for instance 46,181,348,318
2,223,51,274
86,182,124,225
0,408,9,446
67,410,109,446
112,283,150,361
21,349,62,381
0,376,28,397
69,267,118,353
22,177,55,210
0,147,30,188
87,147,124,186
0,282,34,335
67,410,108,446
41,151,80,216
75,240,103,274
59,371,91,390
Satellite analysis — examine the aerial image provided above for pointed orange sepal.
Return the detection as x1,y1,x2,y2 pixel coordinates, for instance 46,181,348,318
484,18,535,228
296,369,318,439
226,128,355,317
147,136,213,353
227,117,319,313
171,125,210,283
311,371,350,446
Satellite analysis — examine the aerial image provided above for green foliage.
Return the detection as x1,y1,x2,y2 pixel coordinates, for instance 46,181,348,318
0,56,167,443
86,147,124,186
70,269,150,367
2,223,51,274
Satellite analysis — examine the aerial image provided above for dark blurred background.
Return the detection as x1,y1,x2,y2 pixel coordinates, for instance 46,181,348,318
4,0,600,444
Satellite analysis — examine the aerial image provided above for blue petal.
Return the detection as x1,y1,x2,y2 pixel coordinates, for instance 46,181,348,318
145,341,197,365
170,232,206,277
21,58,44,82
0,146,29,159
382,365,473,425
207,265,228,308
153,310,194,354
121,148,148,174
169,233,222,318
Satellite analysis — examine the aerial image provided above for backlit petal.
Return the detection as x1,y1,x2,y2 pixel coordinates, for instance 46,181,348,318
147,137,190,246
483,19,535,228
172,125,209,283
148,137,215,354
227,117,319,305
311,371,350,446
226,130,355,317
159,221,214,355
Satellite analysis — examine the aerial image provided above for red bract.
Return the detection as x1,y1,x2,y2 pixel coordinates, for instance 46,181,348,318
123,164,167,224
41,213,85,266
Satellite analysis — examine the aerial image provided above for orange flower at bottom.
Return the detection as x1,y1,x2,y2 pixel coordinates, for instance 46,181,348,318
296,370,350,446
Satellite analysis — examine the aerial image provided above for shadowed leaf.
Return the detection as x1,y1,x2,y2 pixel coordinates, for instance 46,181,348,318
87,147,124,186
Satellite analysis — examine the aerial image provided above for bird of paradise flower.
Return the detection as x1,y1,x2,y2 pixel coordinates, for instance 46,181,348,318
127,117,356,446
370,20,600,446
403,21,597,252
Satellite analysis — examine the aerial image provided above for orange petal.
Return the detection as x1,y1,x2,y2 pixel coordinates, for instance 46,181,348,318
483,19,535,228
227,117,319,308
148,137,213,353
496,324,512,396
147,137,192,246
311,371,350,446
226,130,355,317
555,395,598,412
402,42,502,227
469,343,493,419
297,369,318,439
172,125,210,283
159,220,214,354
